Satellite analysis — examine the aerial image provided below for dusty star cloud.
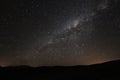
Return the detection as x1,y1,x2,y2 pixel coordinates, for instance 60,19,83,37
0,0,120,66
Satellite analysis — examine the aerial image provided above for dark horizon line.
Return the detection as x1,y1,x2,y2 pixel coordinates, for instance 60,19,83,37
0,59,120,68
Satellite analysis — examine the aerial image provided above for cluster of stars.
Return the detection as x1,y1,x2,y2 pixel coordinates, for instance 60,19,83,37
0,0,120,66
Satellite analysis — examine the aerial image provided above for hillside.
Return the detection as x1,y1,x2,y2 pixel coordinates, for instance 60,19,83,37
0,60,120,80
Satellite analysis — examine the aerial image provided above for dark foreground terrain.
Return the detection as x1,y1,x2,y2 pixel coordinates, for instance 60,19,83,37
0,60,120,80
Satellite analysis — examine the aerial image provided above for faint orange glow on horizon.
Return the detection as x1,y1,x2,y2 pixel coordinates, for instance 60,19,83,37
0,62,10,67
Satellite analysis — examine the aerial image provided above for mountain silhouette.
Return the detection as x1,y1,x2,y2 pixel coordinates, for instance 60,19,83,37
0,60,120,80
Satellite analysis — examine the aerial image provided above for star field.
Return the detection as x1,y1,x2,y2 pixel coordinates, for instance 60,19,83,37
0,0,120,66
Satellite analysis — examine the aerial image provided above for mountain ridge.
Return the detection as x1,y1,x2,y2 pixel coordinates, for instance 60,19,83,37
1,59,120,68
0,60,120,80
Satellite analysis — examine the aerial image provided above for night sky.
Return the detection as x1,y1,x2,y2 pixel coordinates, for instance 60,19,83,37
0,0,120,67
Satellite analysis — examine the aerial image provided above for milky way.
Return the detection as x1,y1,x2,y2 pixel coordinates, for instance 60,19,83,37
0,0,120,66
